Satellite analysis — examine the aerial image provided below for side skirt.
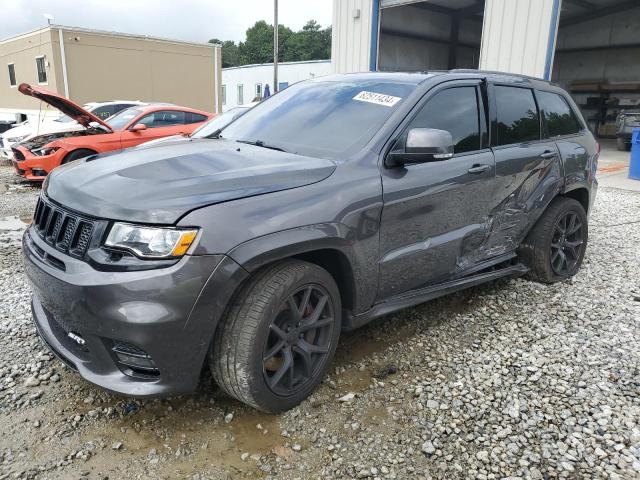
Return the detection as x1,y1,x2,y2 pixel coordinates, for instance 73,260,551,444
343,262,529,331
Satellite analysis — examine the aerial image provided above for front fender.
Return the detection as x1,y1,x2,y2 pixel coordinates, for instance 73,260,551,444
227,222,378,314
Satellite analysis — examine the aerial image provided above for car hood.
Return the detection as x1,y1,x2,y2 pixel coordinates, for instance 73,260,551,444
18,83,112,132
45,139,336,224
8,122,82,142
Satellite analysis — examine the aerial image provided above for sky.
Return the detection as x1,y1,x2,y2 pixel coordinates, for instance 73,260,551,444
1,0,333,43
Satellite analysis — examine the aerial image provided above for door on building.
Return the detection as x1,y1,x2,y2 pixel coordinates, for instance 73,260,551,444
378,79,496,299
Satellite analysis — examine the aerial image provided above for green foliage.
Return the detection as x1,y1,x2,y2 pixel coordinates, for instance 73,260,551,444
209,19,331,67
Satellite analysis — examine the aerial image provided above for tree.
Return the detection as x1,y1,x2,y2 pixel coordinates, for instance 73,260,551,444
209,38,241,68
210,20,331,68
284,20,331,62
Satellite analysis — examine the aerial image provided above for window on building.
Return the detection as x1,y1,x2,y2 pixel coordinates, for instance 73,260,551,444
255,83,263,98
222,85,227,105
7,64,16,87
495,86,540,146
35,56,47,84
537,91,582,138
406,86,482,154
238,84,244,105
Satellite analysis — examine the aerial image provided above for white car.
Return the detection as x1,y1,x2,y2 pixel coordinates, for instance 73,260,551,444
1,100,145,158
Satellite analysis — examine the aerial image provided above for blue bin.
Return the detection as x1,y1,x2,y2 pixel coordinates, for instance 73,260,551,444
631,128,640,180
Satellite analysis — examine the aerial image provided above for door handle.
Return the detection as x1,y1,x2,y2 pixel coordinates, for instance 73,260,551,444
540,150,558,159
467,164,491,174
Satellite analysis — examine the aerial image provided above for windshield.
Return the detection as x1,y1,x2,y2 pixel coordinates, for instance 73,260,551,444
106,108,142,130
191,107,249,138
221,80,416,159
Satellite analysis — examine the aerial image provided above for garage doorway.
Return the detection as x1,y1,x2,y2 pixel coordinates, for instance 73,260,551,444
553,0,640,147
377,0,485,72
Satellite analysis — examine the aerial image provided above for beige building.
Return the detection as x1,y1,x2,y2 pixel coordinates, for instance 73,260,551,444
0,25,222,121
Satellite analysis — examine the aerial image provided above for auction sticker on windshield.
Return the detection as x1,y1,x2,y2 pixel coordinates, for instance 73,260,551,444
353,91,401,107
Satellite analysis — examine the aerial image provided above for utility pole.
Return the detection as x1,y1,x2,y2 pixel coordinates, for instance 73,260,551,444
273,0,279,93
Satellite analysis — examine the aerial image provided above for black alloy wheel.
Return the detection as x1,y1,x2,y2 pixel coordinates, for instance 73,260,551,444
550,211,584,276
263,285,335,396
211,259,342,412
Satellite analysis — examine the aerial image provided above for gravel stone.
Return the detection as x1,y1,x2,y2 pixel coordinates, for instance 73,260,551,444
0,165,638,479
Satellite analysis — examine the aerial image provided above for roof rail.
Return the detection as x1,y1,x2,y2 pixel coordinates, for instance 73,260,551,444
449,69,547,82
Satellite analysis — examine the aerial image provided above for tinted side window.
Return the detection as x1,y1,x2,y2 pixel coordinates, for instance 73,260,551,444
408,86,481,154
112,103,136,116
495,86,540,145
91,105,115,120
138,110,186,128
537,91,581,137
184,112,208,124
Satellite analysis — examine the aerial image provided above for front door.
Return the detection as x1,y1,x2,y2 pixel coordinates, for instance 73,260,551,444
378,81,497,299
120,110,187,149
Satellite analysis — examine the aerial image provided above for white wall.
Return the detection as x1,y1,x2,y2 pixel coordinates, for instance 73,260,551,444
479,0,559,79
332,0,374,73
221,60,332,110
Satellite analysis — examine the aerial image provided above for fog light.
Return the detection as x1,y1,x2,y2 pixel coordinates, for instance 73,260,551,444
31,168,47,177
112,340,159,377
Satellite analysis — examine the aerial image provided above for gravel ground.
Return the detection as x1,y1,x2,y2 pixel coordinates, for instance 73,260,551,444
0,162,639,480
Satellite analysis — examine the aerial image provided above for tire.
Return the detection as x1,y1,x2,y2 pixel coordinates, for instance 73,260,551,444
211,260,342,412
61,149,96,165
519,197,588,284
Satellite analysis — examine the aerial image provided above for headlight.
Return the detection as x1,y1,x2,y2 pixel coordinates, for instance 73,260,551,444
33,146,60,156
8,135,27,143
105,223,198,259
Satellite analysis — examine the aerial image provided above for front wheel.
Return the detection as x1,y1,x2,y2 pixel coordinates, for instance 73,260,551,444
211,260,342,412
61,149,97,165
519,197,588,283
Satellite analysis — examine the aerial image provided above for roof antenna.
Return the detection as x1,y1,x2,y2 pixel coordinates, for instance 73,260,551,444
43,13,54,26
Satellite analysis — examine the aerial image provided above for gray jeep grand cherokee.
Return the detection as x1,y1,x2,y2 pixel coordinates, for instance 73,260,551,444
24,71,598,412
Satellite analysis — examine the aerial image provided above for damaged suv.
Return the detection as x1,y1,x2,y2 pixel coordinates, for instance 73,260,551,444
24,71,597,412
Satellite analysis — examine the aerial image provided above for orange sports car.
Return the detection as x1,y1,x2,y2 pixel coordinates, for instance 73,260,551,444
12,84,213,181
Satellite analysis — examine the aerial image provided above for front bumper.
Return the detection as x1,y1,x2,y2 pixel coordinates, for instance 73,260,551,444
23,228,248,397
12,146,62,181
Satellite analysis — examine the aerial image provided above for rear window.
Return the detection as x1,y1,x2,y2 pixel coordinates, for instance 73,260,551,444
495,86,540,146
537,91,582,138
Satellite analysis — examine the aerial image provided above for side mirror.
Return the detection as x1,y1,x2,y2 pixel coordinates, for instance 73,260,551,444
387,128,454,167
130,123,147,132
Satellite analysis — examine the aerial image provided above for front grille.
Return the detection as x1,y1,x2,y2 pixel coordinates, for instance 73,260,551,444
12,147,25,161
33,197,96,259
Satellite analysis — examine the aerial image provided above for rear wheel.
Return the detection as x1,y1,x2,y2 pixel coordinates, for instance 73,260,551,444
519,197,588,283
211,260,341,412
61,149,97,165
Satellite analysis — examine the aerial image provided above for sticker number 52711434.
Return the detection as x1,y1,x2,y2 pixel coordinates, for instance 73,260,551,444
353,91,402,107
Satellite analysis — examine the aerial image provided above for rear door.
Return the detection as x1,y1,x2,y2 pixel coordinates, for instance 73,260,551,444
483,83,564,256
378,80,497,298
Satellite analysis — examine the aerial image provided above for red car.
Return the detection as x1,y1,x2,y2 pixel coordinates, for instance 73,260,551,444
12,84,213,181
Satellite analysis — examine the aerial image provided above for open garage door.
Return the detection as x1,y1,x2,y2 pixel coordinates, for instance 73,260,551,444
377,0,485,72
554,0,640,145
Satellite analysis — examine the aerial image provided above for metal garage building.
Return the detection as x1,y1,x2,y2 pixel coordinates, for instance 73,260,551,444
332,0,640,140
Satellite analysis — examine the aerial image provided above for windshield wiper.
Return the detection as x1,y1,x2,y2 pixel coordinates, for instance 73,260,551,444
236,139,286,152
204,128,223,139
